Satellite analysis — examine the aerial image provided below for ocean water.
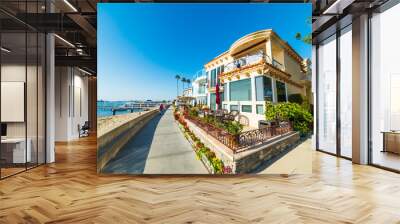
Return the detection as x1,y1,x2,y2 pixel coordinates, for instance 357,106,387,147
97,101,143,118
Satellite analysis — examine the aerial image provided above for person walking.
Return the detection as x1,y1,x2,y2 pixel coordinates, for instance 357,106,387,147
159,104,164,114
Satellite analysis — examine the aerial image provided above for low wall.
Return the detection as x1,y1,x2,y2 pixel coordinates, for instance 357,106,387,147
186,120,235,169
234,132,300,173
97,109,159,173
185,119,299,174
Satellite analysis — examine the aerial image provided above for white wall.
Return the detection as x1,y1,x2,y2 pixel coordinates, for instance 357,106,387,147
55,67,89,141
1,63,46,164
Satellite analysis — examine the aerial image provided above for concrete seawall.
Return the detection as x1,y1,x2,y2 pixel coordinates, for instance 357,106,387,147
97,109,159,173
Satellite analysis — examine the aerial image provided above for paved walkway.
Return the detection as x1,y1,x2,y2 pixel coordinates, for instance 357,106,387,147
102,108,208,174
258,138,312,174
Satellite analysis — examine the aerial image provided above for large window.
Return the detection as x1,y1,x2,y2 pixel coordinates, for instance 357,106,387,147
210,66,223,88
210,92,223,110
223,83,228,101
370,3,400,171
198,84,206,94
0,6,46,179
230,78,252,101
276,80,287,102
339,25,352,158
210,69,216,87
210,93,216,110
255,76,273,102
317,34,337,154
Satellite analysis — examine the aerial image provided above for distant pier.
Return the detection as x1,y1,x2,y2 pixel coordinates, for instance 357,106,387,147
98,102,164,115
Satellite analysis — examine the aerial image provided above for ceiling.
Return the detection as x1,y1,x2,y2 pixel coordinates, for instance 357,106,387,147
0,0,98,75
312,0,390,43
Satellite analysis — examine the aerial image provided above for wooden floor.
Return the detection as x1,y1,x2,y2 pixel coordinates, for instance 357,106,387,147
1,135,400,223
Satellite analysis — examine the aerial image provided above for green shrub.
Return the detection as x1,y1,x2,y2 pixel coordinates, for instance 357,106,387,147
288,94,303,104
301,97,312,112
224,121,243,135
196,146,208,159
189,107,199,117
202,115,243,135
211,157,224,174
194,143,225,174
205,150,216,160
265,102,313,136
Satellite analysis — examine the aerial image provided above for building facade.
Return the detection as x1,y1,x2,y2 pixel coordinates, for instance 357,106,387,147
205,29,311,128
192,70,208,106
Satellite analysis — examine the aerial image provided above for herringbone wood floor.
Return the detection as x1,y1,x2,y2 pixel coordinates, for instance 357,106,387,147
1,135,400,224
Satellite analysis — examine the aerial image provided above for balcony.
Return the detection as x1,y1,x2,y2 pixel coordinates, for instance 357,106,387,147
224,53,285,74
197,86,206,95
193,69,207,83
272,59,284,71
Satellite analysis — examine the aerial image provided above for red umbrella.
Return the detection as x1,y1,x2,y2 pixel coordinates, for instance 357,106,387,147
215,74,221,109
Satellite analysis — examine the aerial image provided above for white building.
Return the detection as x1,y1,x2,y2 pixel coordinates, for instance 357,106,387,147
191,70,208,106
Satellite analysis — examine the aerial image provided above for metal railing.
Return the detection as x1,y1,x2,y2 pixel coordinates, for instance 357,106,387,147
186,115,293,153
272,59,284,71
223,53,285,73
192,69,207,81
237,122,292,152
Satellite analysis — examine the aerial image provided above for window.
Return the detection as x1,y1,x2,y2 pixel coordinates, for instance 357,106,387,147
230,79,252,101
317,34,337,154
276,80,287,102
220,89,224,103
256,76,263,101
370,4,400,171
198,84,206,94
339,25,352,158
210,92,223,110
255,76,273,101
217,65,223,86
216,67,220,85
210,66,223,88
241,105,252,113
223,83,228,101
230,105,239,111
210,93,216,110
210,69,216,87
0,5,46,179
256,105,264,115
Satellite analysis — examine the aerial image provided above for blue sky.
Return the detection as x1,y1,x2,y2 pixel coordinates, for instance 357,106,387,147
98,3,311,101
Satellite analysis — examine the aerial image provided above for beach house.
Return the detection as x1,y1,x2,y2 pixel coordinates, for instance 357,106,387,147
191,70,208,106
204,29,311,127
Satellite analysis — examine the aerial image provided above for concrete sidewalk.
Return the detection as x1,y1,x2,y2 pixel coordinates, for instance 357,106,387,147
258,138,313,174
102,108,208,174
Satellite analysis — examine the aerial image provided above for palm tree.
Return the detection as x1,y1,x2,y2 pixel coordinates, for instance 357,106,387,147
175,75,181,97
186,79,191,89
181,77,187,91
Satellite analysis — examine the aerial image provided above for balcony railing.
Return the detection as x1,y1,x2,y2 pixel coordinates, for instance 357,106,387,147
193,69,207,82
272,59,284,71
223,53,285,73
